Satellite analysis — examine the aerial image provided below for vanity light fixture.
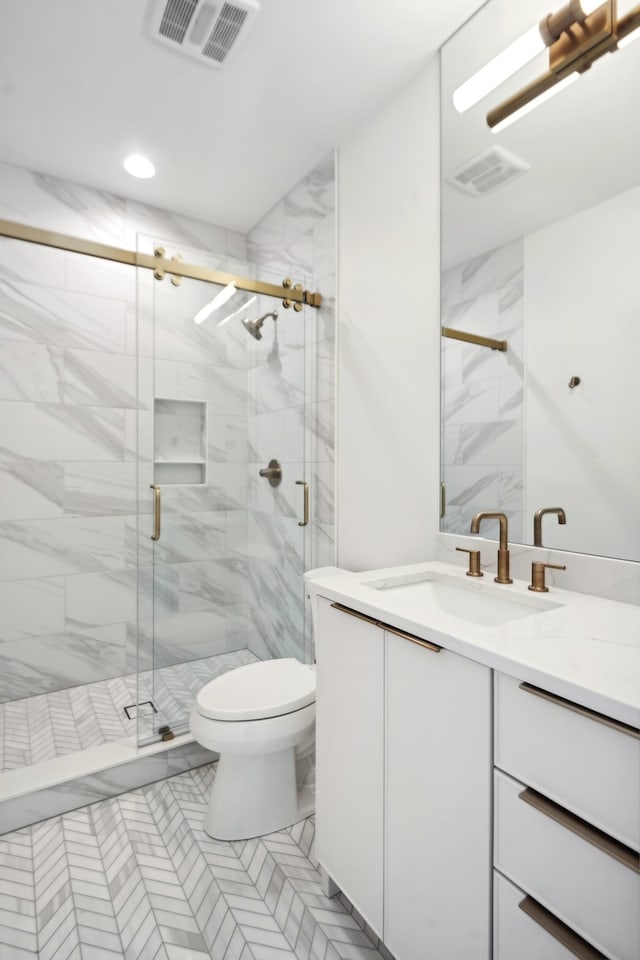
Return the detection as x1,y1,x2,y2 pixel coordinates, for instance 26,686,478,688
453,1,640,131
193,282,237,325
123,154,156,178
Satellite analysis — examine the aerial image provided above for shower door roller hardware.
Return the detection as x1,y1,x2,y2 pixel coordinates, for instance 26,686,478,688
150,484,161,540
258,459,282,486
296,480,309,527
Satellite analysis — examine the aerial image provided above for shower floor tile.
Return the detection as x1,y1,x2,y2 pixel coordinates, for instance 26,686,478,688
0,650,258,774
0,764,386,960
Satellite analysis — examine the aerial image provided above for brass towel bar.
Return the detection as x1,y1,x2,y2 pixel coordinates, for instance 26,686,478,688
441,326,507,351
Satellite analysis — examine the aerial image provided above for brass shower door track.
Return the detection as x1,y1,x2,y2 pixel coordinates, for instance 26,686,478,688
0,218,322,309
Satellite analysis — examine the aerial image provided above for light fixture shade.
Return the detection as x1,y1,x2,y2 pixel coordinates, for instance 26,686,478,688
453,24,546,113
581,0,604,14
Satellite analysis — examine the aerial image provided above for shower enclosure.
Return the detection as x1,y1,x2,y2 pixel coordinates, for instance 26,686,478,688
0,205,327,829
134,233,313,743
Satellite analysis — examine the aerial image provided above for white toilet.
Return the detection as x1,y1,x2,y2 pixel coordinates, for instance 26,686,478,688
190,657,316,840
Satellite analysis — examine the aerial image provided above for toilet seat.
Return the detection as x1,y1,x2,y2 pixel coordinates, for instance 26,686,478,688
195,657,315,722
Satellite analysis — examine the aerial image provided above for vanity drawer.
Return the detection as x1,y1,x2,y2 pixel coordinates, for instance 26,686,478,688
494,872,606,960
494,672,640,850
494,770,640,960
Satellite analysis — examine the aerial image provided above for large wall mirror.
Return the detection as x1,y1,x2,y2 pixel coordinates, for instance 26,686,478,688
440,0,640,562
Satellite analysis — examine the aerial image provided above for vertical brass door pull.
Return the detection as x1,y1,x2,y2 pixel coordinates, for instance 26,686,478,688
296,480,309,527
150,484,161,541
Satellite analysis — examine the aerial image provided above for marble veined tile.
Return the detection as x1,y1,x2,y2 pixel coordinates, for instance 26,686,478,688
248,408,305,464
0,402,126,461
443,420,523,467
63,462,137,517
460,238,523,301
65,566,137,629
153,512,226,565
0,162,126,244
0,279,129,353
0,576,64,642
0,340,64,401
65,250,135,303
248,350,305,416
0,516,126,581
0,624,127,702
0,461,64,521
0,236,66,288
63,348,137,407
178,362,248,417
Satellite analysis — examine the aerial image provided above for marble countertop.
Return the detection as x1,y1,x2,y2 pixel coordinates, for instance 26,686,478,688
305,562,640,728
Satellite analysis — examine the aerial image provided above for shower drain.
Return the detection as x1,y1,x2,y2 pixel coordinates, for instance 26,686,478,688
123,699,157,720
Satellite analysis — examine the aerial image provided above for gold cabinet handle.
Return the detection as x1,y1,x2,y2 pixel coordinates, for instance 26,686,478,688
519,787,640,873
330,602,379,626
296,480,309,527
329,603,441,651
150,484,161,541
518,896,607,959
519,682,640,740
383,624,442,653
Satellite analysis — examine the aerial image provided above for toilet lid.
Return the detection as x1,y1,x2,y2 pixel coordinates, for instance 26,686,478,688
195,658,316,721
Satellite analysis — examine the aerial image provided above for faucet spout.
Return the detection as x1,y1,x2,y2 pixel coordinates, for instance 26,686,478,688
470,511,512,584
533,507,567,547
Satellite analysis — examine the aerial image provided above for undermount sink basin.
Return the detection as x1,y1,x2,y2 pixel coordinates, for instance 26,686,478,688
360,571,564,627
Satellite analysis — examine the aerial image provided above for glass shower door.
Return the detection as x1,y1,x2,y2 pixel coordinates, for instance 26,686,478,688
136,237,309,744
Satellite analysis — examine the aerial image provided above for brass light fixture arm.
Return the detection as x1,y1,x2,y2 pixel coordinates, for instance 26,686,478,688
487,1,640,130
0,218,322,309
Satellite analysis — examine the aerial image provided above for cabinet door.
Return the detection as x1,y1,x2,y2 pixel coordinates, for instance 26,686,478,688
384,629,492,960
315,598,384,937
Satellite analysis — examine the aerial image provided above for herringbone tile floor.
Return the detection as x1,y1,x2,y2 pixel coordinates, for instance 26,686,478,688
0,651,258,773
0,763,386,960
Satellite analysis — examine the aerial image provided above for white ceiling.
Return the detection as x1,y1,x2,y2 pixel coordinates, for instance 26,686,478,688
0,0,482,233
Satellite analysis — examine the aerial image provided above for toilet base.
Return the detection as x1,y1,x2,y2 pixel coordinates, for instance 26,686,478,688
205,745,313,841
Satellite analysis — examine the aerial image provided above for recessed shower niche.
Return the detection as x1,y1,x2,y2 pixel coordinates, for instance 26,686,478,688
153,397,207,485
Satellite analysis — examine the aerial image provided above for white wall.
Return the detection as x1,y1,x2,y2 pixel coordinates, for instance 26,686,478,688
336,59,441,571
524,184,640,562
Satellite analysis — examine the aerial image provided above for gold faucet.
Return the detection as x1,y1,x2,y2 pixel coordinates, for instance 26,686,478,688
533,507,566,547
470,512,513,584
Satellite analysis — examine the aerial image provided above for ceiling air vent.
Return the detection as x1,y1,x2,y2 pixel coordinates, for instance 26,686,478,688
447,146,530,198
148,0,260,67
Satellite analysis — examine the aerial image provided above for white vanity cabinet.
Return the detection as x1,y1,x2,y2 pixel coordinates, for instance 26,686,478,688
493,672,640,960
315,597,492,958
315,597,385,936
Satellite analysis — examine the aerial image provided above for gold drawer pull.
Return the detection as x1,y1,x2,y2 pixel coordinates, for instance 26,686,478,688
330,602,379,627
519,787,640,874
329,604,441,651
519,682,640,740
518,895,606,959
383,624,441,653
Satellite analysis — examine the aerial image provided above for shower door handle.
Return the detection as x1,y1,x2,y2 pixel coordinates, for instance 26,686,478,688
296,480,309,527
150,484,161,541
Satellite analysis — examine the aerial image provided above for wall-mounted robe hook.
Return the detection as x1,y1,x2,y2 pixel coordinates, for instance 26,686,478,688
568,376,581,389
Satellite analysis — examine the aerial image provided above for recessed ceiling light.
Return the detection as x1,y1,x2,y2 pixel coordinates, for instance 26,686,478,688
124,154,155,179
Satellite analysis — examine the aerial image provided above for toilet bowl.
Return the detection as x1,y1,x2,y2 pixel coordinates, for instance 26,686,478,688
190,657,316,841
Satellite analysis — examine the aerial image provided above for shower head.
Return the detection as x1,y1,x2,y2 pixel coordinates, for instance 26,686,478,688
242,310,278,340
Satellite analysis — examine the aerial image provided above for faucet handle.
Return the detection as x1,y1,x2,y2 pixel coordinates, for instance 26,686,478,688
528,561,566,593
456,547,483,578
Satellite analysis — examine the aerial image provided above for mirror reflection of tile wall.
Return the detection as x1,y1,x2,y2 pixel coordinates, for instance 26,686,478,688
441,239,524,544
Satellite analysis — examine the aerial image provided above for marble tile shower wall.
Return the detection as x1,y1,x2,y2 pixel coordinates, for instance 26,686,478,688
247,153,336,662
0,160,250,703
441,238,525,543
